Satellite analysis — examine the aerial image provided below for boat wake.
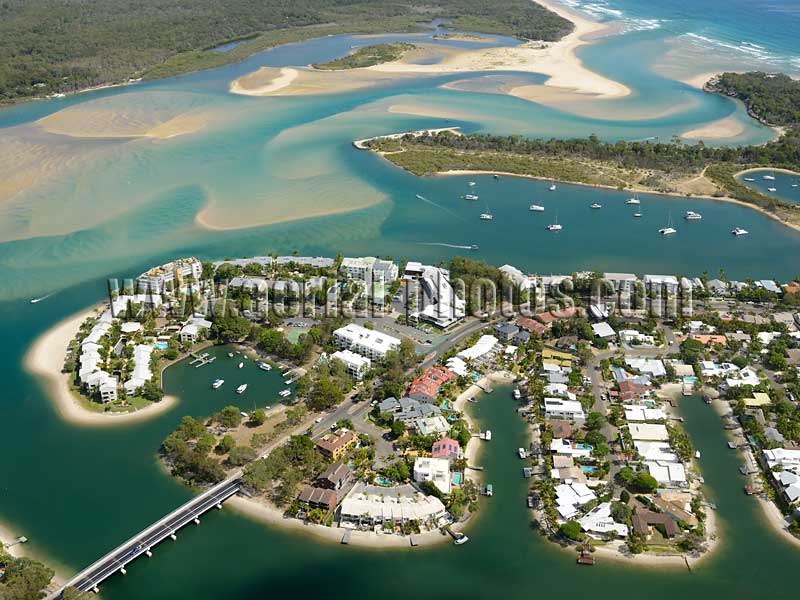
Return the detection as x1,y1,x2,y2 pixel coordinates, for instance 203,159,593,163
418,242,475,250
414,194,463,220
30,292,55,304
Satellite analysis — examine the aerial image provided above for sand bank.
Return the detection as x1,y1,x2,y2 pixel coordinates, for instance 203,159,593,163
229,67,299,96
681,115,745,141
229,66,415,97
24,306,178,427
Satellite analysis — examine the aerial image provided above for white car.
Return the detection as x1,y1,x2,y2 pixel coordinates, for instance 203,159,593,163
315,417,323,423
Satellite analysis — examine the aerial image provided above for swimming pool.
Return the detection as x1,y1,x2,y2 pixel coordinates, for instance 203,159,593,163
153,341,169,350
575,443,594,451
375,476,392,486
451,472,463,486
581,466,596,474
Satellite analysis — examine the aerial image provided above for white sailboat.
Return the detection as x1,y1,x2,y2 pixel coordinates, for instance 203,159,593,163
659,212,676,235
625,193,640,205
546,211,562,231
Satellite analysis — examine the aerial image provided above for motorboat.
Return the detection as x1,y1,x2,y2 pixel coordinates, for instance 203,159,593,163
684,210,702,220
743,177,755,182
695,450,701,459
548,183,557,191
731,227,749,236
212,379,224,389
228,352,234,358
518,448,527,459
258,361,272,371
279,389,292,398
470,244,479,250
236,384,248,394
633,211,642,218
468,181,476,187
590,203,602,209
546,223,562,231
453,535,470,546
479,213,493,220
529,204,545,212
762,172,775,181
462,194,479,200
238,362,244,369
513,388,521,399
767,187,777,192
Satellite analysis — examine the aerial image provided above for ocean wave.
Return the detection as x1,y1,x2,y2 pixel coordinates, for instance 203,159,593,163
556,0,662,34
681,32,788,67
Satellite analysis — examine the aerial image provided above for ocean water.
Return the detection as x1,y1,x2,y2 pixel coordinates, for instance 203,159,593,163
1,2,800,598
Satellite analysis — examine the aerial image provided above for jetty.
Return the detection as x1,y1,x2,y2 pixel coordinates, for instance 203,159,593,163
189,352,216,368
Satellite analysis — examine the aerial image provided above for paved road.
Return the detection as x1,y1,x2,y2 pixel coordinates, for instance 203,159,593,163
62,478,242,595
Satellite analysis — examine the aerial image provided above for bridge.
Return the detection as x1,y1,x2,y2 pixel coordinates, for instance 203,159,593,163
51,477,243,597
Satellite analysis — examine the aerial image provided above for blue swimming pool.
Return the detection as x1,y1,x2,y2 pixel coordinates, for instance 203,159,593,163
451,472,463,486
153,341,169,350
575,443,594,451
375,476,392,486
581,466,596,474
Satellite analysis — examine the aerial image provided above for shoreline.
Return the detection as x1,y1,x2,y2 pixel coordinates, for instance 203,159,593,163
24,305,179,427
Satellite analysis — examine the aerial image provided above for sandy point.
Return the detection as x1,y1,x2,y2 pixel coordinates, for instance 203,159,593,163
229,67,299,96
24,305,178,427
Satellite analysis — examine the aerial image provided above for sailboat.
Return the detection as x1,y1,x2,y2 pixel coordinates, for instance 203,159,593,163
548,180,557,191
625,193,640,205
546,211,562,231
633,198,642,218
731,227,749,236
480,202,493,220
659,212,676,235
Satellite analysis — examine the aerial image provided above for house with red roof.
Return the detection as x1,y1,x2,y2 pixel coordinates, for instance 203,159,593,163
408,366,455,404
431,437,461,460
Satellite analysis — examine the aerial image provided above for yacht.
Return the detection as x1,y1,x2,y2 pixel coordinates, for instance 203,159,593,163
731,227,749,236
279,389,292,398
590,203,602,209
479,212,493,220
470,244,480,250
625,194,640,205
658,212,676,235
518,448,527,459
529,204,545,212
236,384,248,394
462,194,479,201
762,172,776,181
743,177,755,182
546,223,562,231
238,361,244,369
695,450,701,459
548,183,557,191
513,388,521,399
212,379,224,389
258,361,272,371
767,187,777,192
415,194,425,200
453,535,470,546
684,210,702,220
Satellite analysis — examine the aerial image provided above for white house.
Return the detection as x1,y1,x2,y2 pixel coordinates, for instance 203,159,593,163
543,398,586,422
726,366,760,388
623,406,666,422
645,461,687,486
625,357,666,378
619,329,656,346
578,502,629,539
332,323,400,361
550,438,592,459
330,349,371,379
413,457,451,495
456,335,499,363
180,316,212,344
628,423,669,441
592,322,616,340
555,482,596,520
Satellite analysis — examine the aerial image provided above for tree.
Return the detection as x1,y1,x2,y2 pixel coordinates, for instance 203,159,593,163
212,314,251,343
141,379,164,402
228,445,257,466
559,520,583,541
249,409,267,426
0,555,55,599
391,419,406,439
633,472,659,493
216,406,242,429
399,337,417,368
216,434,236,454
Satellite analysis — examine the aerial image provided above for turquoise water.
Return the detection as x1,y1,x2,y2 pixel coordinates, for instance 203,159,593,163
1,2,800,598
738,170,800,204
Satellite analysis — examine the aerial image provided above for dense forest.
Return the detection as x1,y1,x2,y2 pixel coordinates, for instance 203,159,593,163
0,0,572,103
709,72,800,128
313,43,416,69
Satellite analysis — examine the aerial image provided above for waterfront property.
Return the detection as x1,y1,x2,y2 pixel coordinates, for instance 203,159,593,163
333,324,400,361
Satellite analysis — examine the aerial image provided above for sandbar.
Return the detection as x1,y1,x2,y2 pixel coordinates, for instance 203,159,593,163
681,115,745,141
24,306,178,427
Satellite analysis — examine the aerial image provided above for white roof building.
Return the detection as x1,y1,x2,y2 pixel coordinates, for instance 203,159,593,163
543,398,586,422
445,356,469,377
726,366,760,388
623,406,666,422
413,457,451,495
592,322,616,339
333,324,401,360
634,441,678,462
578,502,629,539
405,263,465,328
619,329,656,346
550,438,592,459
340,485,447,526
646,461,687,486
457,335,499,362
330,349,371,379
625,357,666,378
555,482,596,520
628,423,669,441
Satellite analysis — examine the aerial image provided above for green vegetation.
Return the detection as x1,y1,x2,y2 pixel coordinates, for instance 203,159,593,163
709,72,800,127
366,127,800,225
160,416,226,485
0,0,571,103
0,548,55,600
313,43,416,70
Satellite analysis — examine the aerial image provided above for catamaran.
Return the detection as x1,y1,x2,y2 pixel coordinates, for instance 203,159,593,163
659,212,676,235
529,204,544,212
731,227,749,236
625,193,640,205
462,194,479,200
212,379,224,389
684,210,702,220
236,384,248,394
546,212,562,231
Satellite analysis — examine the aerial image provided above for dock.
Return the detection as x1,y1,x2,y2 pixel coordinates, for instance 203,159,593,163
189,352,215,368
410,534,419,547
341,529,351,545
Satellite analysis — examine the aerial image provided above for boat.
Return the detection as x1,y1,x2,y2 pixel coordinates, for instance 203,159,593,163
517,448,527,459
415,194,425,200
484,430,492,441
258,362,272,371
658,212,676,235
493,174,499,179
453,534,470,546
479,212,493,220
625,194,640,205
548,183,557,191
483,484,493,496
767,187,777,192
212,379,224,389
633,211,642,218
468,181,476,187
695,450,701,459
238,362,244,369
731,227,749,236
590,203,602,209
529,204,545,212
470,244,479,250
684,210,702,220
467,396,478,403
546,211,562,231
743,177,755,182
279,389,292,398
227,352,234,358
763,172,775,181
513,388,521,400
462,194,479,200
236,384,248,394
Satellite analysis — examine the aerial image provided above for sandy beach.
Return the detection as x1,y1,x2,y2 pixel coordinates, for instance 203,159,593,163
24,306,178,427
681,115,745,141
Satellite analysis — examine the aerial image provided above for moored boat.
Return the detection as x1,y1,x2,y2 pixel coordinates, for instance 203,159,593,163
212,379,224,389
236,384,248,394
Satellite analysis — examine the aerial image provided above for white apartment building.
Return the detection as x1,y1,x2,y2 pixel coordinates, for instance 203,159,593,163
404,262,465,328
330,349,371,379
413,457,451,495
332,324,400,361
543,397,586,422
136,257,202,294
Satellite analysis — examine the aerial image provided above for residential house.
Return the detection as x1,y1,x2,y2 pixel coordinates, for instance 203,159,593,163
315,462,352,491
543,398,586,423
407,366,454,403
315,429,358,461
298,486,337,511
431,437,462,460
413,457,451,494
631,508,680,539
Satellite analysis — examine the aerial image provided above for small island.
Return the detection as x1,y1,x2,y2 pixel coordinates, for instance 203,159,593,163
312,43,417,70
